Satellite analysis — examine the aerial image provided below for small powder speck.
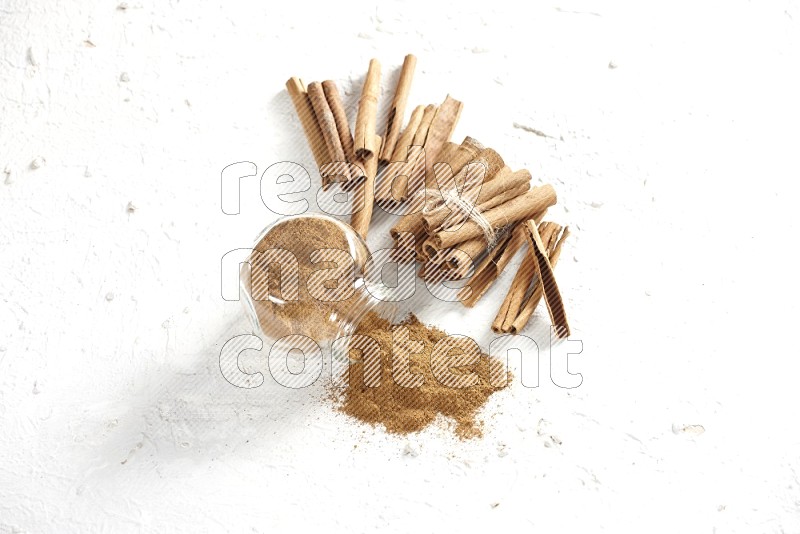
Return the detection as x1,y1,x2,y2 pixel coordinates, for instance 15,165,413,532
27,47,38,67
403,439,421,457
105,292,115,301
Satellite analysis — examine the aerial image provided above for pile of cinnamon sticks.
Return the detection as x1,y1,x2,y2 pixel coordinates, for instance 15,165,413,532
286,54,571,337
286,54,461,239
389,135,570,337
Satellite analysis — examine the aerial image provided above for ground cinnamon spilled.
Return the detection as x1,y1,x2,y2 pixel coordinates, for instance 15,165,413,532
338,312,509,439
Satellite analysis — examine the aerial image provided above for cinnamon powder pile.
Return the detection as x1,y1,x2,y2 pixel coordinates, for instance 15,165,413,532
339,312,509,439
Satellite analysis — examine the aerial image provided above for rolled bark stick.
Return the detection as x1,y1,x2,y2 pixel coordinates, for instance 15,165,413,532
383,175,408,206
390,226,428,263
423,171,530,233
421,236,439,260
434,185,557,249
350,134,382,239
492,223,559,333
390,105,425,162
423,95,463,188
433,146,503,194
492,294,513,334
380,54,417,162
430,136,486,195
390,137,483,245
481,178,531,210
413,104,437,146
322,80,355,162
522,220,570,338
308,82,347,189
376,105,429,205
421,248,473,282
425,157,491,233
390,209,422,238
390,141,459,206
390,206,428,260
419,233,482,270
426,213,532,283
439,137,484,179
450,236,486,266
457,223,527,307
479,149,505,181
436,141,460,163
510,226,569,334
431,181,530,234
286,77,329,170
424,166,529,233
492,224,552,334
491,252,533,333
493,222,562,333
447,208,547,274
354,59,381,160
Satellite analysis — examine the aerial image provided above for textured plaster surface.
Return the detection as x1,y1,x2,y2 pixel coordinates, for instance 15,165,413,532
1,0,799,532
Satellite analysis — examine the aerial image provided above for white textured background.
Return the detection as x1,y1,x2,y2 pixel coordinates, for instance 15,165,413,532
2,0,799,532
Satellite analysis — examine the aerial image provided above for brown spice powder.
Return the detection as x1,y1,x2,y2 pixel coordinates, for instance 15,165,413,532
248,216,362,341
339,312,510,439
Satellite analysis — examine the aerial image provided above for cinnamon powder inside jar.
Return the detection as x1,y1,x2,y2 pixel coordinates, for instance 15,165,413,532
247,216,364,341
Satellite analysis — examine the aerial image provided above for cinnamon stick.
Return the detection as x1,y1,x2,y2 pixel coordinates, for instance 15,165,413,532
492,223,559,333
390,105,425,162
389,137,484,249
389,204,428,262
509,226,569,334
522,220,570,338
376,104,427,205
437,137,485,181
413,104,437,146
491,222,568,334
308,82,347,189
447,209,548,276
434,185,557,249
322,80,355,164
285,77,328,171
481,180,530,211
421,248,473,282
354,59,381,160
350,134,382,239
491,252,532,333
434,181,531,233
390,141,460,206
423,94,463,187
457,223,527,307
421,236,439,260
433,146,503,194
380,54,417,162
424,164,528,234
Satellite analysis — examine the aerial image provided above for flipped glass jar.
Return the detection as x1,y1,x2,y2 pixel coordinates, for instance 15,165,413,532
240,213,385,347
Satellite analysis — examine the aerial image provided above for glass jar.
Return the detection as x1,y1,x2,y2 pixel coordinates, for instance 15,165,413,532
240,213,385,349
